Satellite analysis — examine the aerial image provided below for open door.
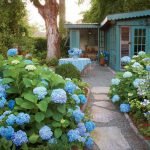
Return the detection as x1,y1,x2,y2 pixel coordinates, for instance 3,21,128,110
120,27,130,68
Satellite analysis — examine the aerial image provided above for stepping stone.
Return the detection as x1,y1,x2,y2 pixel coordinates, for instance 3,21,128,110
91,87,110,94
92,127,130,150
93,94,110,101
93,101,116,110
91,106,120,123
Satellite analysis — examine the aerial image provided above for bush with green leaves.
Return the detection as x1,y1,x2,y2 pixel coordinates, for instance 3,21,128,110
55,63,81,80
46,58,58,67
0,49,95,150
109,51,150,136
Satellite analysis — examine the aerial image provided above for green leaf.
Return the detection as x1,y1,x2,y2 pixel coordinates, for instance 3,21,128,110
15,98,24,105
23,93,37,103
52,121,61,127
2,78,14,84
23,78,32,88
37,100,48,112
6,87,18,94
45,109,53,118
57,105,66,114
21,101,35,109
52,113,63,121
54,128,62,138
62,120,70,128
35,112,45,123
29,134,39,144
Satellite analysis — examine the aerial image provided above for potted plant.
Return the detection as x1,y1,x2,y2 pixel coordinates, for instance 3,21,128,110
99,52,105,66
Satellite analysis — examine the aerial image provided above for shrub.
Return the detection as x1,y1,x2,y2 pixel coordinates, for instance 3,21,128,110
55,63,81,80
34,37,47,51
0,49,95,149
108,51,150,137
46,58,58,66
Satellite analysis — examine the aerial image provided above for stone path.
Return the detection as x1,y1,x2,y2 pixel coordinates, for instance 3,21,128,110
83,64,149,150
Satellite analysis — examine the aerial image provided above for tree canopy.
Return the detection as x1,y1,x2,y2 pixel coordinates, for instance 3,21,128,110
82,0,150,23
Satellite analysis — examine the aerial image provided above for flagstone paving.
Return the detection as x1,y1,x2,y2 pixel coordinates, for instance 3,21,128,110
83,64,149,150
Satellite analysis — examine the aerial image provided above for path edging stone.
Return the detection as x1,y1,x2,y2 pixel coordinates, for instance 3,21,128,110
124,113,150,148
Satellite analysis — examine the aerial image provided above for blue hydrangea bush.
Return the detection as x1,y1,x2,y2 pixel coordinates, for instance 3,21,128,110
109,51,150,120
0,49,95,150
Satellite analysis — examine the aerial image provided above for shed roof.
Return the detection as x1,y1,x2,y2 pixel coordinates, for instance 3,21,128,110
65,23,99,29
101,10,150,27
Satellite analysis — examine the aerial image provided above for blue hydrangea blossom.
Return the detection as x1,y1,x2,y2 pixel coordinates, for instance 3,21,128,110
64,81,77,94
120,104,130,113
0,126,14,140
77,123,86,136
133,79,145,88
51,89,67,103
78,94,87,104
111,78,120,85
121,56,131,64
72,94,80,104
16,113,30,125
85,121,95,132
67,129,80,142
6,114,16,125
8,99,15,110
39,126,53,140
123,71,132,78
85,137,94,149
0,97,6,108
112,95,120,103
12,130,28,146
7,48,18,56
72,109,84,123
33,86,47,100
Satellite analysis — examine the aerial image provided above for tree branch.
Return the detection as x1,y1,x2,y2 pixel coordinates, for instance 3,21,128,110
30,0,44,8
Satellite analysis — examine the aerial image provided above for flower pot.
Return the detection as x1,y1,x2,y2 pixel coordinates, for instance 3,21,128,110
100,58,105,66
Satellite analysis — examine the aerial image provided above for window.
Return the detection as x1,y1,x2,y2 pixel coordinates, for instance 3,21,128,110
134,29,146,55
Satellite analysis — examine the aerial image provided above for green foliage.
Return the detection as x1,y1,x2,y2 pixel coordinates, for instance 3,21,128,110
55,63,81,80
33,37,47,51
46,58,58,66
0,53,92,149
0,0,32,55
82,0,150,23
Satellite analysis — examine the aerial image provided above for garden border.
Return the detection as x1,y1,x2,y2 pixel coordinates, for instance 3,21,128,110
108,66,150,148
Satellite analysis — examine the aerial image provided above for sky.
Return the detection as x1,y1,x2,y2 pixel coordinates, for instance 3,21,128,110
26,0,90,32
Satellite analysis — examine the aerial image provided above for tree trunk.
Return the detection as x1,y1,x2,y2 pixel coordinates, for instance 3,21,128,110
32,0,60,59
59,0,66,38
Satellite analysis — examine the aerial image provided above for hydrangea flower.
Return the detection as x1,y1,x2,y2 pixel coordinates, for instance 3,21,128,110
85,137,94,149
64,81,77,94
6,114,16,125
48,138,57,144
112,95,120,103
143,58,150,62
120,104,130,113
140,99,150,106
67,129,80,142
16,113,30,125
138,51,145,56
11,60,20,65
146,65,150,71
133,79,145,88
85,121,95,132
78,94,87,104
78,136,86,143
111,78,120,85
8,99,15,110
41,79,49,86
0,126,14,140
25,65,36,71
7,48,18,56
51,89,67,103
121,56,131,64
68,48,82,58
0,97,6,108
33,86,47,100
0,86,6,98
72,109,84,123
12,130,28,146
132,62,143,68
3,111,11,116
72,94,80,104
24,59,33,65
77,123,86,136
123,71,132,78
39,126,53,140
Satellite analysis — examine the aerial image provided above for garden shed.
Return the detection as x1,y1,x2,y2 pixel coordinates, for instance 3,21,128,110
65,10,150,70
